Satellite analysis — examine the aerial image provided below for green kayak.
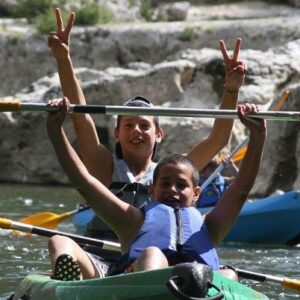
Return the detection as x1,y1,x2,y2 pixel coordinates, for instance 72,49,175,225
12,263,268,300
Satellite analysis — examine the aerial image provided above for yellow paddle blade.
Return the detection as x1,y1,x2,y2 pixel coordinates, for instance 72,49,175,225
282,278,300,293
19,208,81,230
20,212,65,229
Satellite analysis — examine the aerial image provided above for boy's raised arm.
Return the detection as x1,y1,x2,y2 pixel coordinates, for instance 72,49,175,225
187,38,247,171
46,98,143,251
205,104,266,246
48,8,112,185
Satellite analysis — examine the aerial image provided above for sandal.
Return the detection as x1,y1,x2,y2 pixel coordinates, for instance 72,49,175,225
53,254,81,281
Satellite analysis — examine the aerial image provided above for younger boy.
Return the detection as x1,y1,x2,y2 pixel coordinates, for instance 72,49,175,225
47,98,266,280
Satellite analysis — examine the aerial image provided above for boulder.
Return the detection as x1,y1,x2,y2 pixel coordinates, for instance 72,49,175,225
1,38,300,196
1,2,300,196
155,2,190,22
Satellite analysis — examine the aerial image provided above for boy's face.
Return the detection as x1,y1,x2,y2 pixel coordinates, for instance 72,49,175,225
114,115,163,158
150,163,200,208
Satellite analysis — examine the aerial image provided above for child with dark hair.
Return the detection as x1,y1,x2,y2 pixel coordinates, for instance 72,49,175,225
197,154,239,208
46,98,266,281
48,8,247,244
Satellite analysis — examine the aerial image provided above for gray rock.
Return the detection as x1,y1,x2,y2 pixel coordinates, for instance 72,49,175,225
1,38,300,197
1,2,300,196
2,6,300,97
155,2,190,22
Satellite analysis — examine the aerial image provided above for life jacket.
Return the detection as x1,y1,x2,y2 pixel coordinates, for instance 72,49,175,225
126,202,220,270
110,155,156,208
86,155,156,239
197,174,227,208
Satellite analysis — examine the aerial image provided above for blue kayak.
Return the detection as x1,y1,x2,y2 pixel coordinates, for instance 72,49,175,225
202,190,300,246
73,190,300,246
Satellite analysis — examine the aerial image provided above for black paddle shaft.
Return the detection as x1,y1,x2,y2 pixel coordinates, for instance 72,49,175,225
73,105,106,114
236,269,266,282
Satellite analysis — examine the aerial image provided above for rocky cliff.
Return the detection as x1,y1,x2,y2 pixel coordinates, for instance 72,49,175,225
0,1,300,197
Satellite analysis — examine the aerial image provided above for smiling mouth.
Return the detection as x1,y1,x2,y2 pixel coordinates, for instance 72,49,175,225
164,196,180,205
131,138,144,144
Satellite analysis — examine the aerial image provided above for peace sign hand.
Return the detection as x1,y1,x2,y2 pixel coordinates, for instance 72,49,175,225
48,8,75,60
220,38,247,93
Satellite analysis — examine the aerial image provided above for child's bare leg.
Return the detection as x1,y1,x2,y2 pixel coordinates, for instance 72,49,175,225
219,266,239,281
133,246,168,272
48,235,98,279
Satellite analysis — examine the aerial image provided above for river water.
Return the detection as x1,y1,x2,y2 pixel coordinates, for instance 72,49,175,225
0,183,299,299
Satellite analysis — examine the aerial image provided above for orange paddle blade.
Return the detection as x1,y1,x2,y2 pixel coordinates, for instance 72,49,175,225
232,90,291,164
232,146,247,163
272,90,290,111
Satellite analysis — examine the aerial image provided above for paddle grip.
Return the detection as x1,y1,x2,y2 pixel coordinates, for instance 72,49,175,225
0,218,13,229
0,100,20,112
283,279,300,292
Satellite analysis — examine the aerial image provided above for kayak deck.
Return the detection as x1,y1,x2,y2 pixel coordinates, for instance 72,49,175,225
13,264,268,300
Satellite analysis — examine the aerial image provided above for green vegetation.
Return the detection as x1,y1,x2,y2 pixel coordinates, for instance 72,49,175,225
128,0,137,8
140,2,155,22
0,0,293,29
2,0,113,34
13,0,66,21
189,0,282,3
178,26,197,41
75,2,113,26
35,8,59,34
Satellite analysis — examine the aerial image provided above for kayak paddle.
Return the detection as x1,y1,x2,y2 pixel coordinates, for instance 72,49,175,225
0,99,299,121
199,138,249,192
232,146,247,163
236,267,300,293
0,217,121,252
199,89,291,194
2,217,299,293
231,90,291,163
20,205,90,229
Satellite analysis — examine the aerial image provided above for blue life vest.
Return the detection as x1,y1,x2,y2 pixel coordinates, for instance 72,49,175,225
197,174,227,208
126,202,220,270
